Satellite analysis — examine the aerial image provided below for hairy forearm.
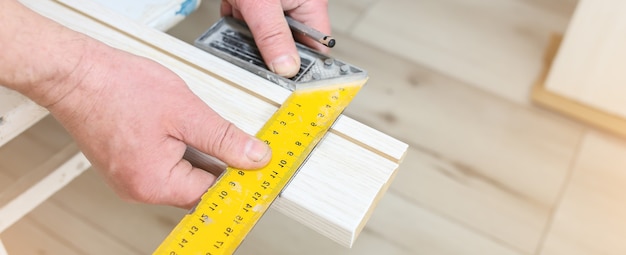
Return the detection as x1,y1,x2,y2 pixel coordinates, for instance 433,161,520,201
0,0,99,107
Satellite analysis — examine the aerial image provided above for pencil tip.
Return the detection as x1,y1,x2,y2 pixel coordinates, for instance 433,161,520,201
327,38,336,48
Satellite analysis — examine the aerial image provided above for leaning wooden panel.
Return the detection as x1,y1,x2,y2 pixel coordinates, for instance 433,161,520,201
21,0,408,247
533,35,626,140
544,0,626,119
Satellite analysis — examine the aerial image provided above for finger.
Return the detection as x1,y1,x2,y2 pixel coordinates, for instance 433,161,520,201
161,159,218,209
232,8,243,20
173,99,271,170
237,0,300,78
111,155,216,209
220,0,232,16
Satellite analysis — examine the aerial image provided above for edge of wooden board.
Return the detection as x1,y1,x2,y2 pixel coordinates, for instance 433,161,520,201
532,34,626,139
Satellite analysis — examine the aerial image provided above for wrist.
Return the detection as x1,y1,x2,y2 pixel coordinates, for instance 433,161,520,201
0,1,98,107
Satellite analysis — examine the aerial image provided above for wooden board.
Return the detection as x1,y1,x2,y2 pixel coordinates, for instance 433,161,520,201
532,34,626,139
0,117,90,233
0,143,89,233
0,87,47,148
544,0,626,119
16,0,407,247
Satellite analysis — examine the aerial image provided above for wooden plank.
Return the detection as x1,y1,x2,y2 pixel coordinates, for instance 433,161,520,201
545,0,626,119
0,117,75,179
0,143,79,207
539,131,626,255
18,0,407,247
349,0,575,104
0,117,84,235
532,35,626,139
0,87,47,148
329,31,584,252
0,144,89,233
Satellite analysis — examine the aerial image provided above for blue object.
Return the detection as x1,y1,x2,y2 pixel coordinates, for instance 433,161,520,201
176,0,199,16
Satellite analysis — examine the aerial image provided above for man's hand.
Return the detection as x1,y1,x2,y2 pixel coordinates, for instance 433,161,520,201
1,0,271,209
47,43,271,209
220,0,330,78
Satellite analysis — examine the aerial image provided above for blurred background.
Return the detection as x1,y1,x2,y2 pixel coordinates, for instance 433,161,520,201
8,0,626,254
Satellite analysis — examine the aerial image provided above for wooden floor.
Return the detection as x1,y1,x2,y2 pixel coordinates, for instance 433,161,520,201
7,0,626,254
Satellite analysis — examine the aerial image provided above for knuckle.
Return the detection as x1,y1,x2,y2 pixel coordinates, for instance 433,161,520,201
211,121,239,156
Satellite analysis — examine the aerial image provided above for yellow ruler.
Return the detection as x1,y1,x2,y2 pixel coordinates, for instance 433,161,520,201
153,78,366,255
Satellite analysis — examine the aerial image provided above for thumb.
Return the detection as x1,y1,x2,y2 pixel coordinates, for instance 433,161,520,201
238,1,300,78
176,103,271,170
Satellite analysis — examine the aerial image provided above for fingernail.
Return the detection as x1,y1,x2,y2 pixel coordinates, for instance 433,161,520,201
245,138,271,162
269,55,298,77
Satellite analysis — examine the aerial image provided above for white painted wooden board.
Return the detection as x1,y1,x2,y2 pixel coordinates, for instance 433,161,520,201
0,145,89,233
0,87,47,148
19,0,407,247
545,0,626,119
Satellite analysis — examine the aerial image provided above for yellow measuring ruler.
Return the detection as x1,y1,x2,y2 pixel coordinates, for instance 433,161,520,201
154,15,368,254
153,78,366,255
